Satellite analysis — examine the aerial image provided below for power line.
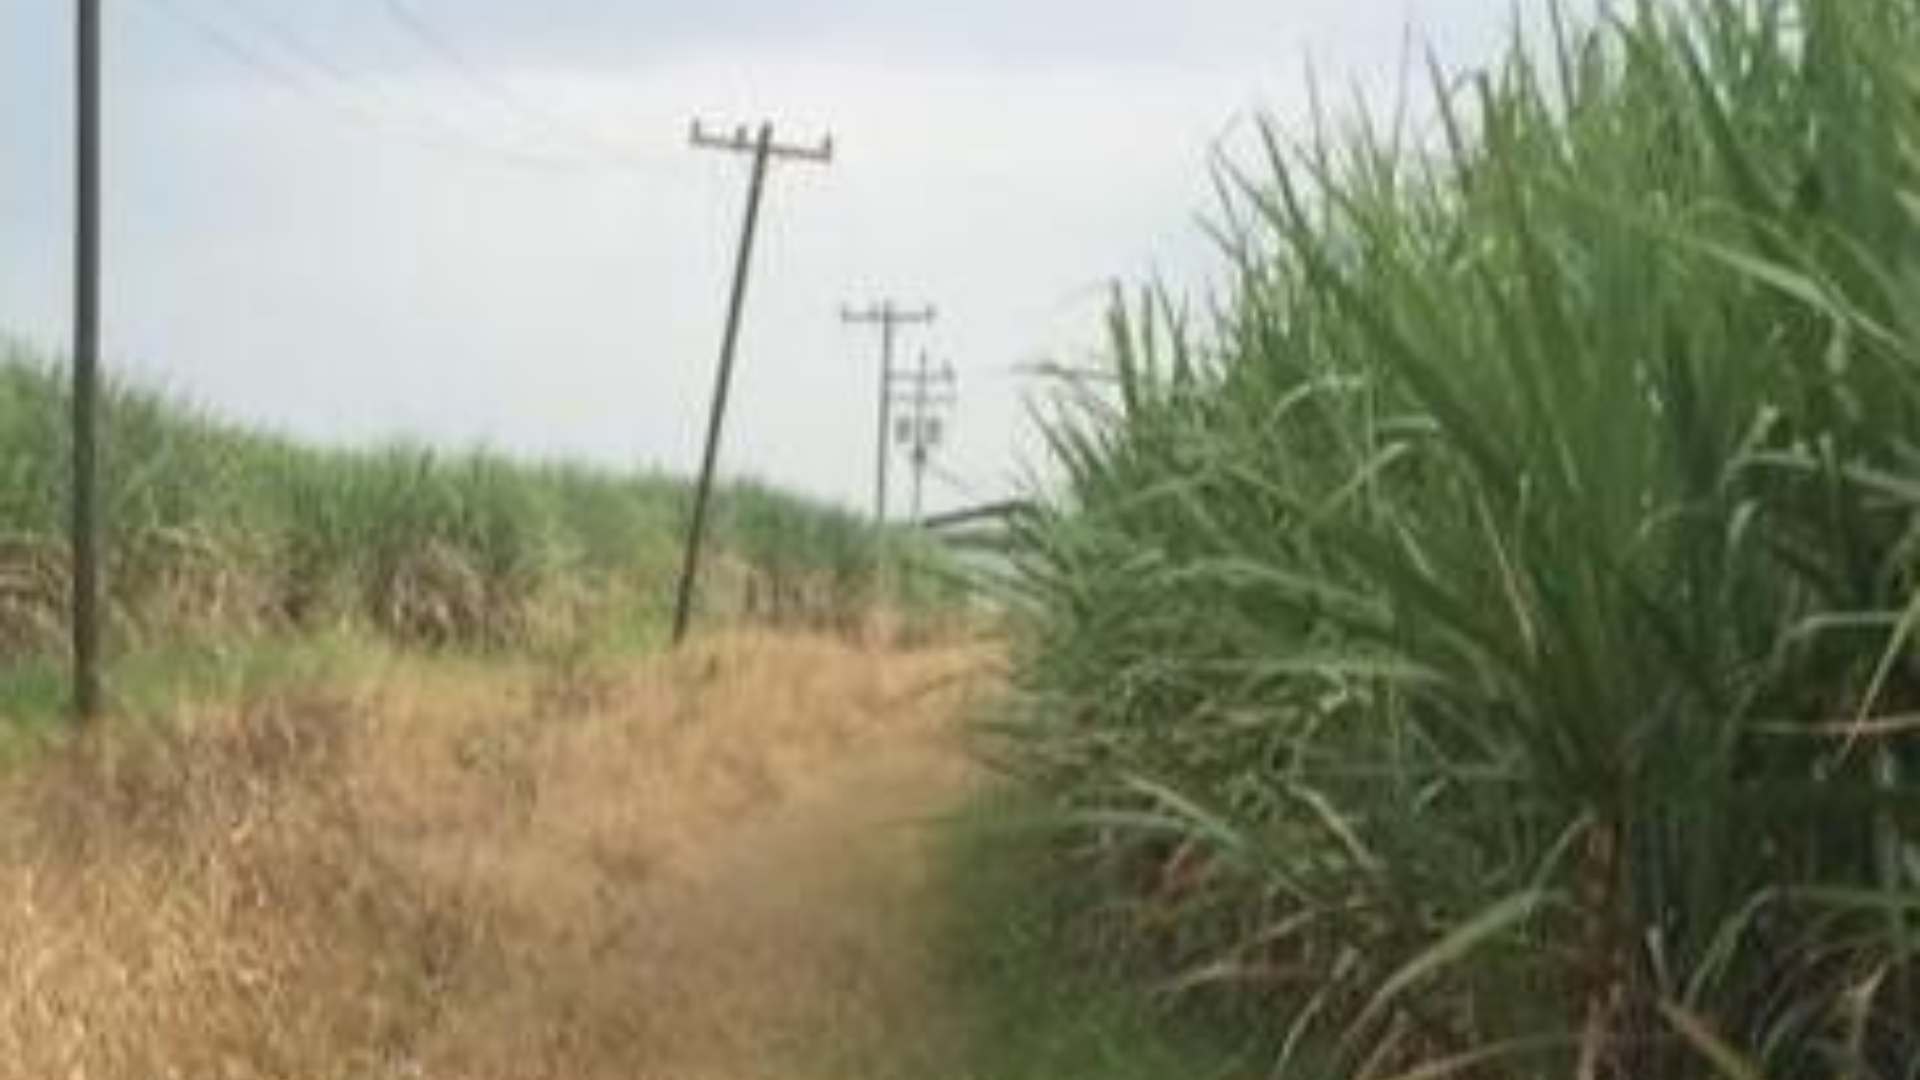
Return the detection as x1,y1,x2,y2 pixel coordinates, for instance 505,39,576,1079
927,452,982,502
210,0,630,168
206,0,378,96
376,0,655,168
138,0,639,174
217,0,642,170
927,460,972,495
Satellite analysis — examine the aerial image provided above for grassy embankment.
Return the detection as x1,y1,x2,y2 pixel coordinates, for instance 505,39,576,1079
988,1,1920,1076
0,342,916,724
0,341,991,1076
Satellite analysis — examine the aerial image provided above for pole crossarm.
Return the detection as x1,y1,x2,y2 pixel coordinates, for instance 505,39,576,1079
689,119,833,162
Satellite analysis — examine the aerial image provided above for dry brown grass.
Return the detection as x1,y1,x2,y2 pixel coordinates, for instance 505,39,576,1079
0,630,992,1079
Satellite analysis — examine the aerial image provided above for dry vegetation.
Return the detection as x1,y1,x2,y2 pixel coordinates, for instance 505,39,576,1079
0,631,991,1080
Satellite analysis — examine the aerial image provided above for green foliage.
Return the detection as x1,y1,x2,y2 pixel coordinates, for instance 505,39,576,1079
1000,1,1920,1076
718,477,880,632
884,792,1262,1080
0,344,889,662
0,630,368,727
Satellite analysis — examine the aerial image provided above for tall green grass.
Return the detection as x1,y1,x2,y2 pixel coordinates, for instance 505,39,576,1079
0,346,883,663
1000,1,1920,1076
892,791,1263,1080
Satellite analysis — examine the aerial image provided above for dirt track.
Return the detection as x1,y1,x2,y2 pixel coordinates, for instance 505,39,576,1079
606,739,968,1079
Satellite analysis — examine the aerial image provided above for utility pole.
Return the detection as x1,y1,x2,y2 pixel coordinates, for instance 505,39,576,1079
840,301,934,524
672,120,832,647
894,350,956,525
71,0,103,722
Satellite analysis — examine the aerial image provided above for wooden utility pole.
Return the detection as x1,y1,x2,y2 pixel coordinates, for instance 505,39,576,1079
71,0,103,722
672,120,832,647
840,301,934,524
896,351,956,525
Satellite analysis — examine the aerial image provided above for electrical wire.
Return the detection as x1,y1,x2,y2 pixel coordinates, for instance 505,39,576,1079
927,459,987,502
138,0,643,175
216,0,644,170
376,0,659,168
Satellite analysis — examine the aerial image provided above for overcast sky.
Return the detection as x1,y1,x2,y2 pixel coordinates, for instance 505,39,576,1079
1,0,1540,517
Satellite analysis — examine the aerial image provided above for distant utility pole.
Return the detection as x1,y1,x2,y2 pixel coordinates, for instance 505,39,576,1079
894,350,956,525
672,120,833,647
840,301,934,524
71,0,103,722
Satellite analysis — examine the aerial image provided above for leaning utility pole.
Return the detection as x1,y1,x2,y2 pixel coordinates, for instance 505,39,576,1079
672,120,833,647
840,301,934,524
71,0,103,722
895,351,956,525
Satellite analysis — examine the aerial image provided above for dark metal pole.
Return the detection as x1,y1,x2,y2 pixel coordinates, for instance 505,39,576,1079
909,349,928,525
71,0,103,722
672,123,773,647
841,302,932,527
875,307,894,525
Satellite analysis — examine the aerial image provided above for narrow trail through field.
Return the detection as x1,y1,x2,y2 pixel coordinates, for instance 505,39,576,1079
0,632,993,1080
604,735,970,1079
396,632,991,1080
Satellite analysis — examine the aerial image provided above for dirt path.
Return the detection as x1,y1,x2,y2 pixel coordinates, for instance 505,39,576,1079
610,739,970,1079
0,631,991,1080
386,631,989,1080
